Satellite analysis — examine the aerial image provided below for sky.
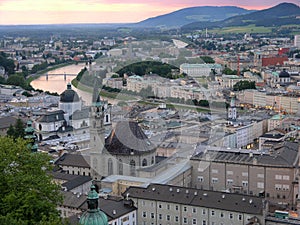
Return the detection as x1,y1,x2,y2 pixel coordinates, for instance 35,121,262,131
0,0,299,25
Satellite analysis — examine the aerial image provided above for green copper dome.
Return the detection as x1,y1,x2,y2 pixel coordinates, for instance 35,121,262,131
79,185,108,225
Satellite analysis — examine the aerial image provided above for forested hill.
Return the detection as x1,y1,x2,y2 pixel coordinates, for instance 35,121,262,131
182,3,300,31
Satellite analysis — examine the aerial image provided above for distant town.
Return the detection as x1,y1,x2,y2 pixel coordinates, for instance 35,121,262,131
1,2,300,225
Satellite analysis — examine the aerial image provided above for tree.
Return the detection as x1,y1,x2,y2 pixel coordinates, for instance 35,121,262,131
0,136,62,224
233,80,256,91
6,118,25,140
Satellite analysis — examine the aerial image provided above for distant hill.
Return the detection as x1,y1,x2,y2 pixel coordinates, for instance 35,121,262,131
182,3,300,31
135,6,255,28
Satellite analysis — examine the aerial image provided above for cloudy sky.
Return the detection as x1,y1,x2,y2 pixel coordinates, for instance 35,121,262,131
0,0,299,25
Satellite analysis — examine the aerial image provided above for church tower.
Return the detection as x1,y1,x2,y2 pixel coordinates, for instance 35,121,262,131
89,91,106,154
228,92,237,121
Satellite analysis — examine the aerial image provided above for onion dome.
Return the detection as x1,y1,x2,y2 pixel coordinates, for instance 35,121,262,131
79,185,108,225
60,83,80,103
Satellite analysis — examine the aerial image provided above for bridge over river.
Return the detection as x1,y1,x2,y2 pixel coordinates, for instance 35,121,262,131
45,73,77,80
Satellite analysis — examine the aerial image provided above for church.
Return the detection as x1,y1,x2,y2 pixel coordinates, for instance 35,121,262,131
89,90,157,180
34,83,111,141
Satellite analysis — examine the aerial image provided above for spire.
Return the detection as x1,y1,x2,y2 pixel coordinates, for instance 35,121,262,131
92,77,102,107
79,185,108,225
67,82,72,90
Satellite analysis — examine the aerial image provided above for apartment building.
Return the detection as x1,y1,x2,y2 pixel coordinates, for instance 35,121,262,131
124,183,265,225
180,63,222,78
190,142,299,206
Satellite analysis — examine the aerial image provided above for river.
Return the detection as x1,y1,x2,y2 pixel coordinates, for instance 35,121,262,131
31,64,93,105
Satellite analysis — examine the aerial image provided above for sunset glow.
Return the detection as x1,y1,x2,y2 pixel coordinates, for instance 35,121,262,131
0,0,299,25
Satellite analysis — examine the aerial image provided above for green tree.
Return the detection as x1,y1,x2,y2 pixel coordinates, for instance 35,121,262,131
6,118,25,140
233,80,256,91
200,56,215,64
0,136,62,224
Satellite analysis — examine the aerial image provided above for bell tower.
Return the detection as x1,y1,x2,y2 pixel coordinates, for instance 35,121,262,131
89,79,106,154
228,92,237,121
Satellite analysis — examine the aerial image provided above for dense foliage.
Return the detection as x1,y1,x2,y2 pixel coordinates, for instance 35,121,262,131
0,52,15,75
116,61,182,79
0,137,62,225
233,80,256,91
6,118,25,140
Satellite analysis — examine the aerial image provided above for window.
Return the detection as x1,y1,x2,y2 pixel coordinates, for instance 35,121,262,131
193,208,197,213
184,206,187,212
142,212,146,218
167,204,170,210
242,172,248,177
275,175,282,180
211,210,215,216
130,160,136,176
151,213,154,219
192,218,197,225
242,181,248,187
202,209,206,215
212,169,218,174
238,214,242,220
257,182,264,189
275,184,282,190
198,176,204,182
108,159,114,175
118,159,123,175
212,178,218,183
283,175,290,180
283,185,290,191
183,217,188,224
202,220,206,225
175,205,179,210
142,158,147,167
159,204,162,209
227,179,233,185
166,215,170,221
159,214,162,220
220,212,224,218
227,170,233,175
229,213,233,219
257,173,264,178
175,216,179,222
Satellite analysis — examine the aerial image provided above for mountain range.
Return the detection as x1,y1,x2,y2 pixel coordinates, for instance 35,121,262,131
134,3,300,31
136,6,255,27
182,2,300,31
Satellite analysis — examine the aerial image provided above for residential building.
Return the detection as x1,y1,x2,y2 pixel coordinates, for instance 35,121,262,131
190,142,299,206
124,183,265,225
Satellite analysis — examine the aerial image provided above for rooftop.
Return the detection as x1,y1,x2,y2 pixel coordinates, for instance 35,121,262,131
124,183,263,215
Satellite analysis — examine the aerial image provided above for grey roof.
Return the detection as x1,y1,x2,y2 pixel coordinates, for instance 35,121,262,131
105,121,156,155
124,183,263,215
55,154,90,168
260,133,285,139
191,142,299,168
62,176,92,191
36,110,65,123
60,84,80,103
0,116,18,129
61,191,86,208
70,107,89,120
61,191,136,221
